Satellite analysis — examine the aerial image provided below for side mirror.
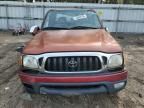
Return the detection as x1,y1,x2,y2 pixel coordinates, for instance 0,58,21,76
16,46,24,53
104,27,109,32
30,25,40,36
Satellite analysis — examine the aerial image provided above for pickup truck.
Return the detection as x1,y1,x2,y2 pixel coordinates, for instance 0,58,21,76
17,9,128,95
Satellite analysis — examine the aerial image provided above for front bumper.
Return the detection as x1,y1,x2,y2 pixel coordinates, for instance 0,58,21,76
19,70,128,95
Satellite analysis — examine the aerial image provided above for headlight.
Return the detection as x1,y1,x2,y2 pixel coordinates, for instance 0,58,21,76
23,55,39,69
107,54,123,68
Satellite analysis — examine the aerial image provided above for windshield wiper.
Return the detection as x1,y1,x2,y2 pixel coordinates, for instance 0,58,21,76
69,26,99,29
42,27,69,30
42,26,100,30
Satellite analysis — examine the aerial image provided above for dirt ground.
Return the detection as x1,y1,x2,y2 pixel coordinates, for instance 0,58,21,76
0,31,143,108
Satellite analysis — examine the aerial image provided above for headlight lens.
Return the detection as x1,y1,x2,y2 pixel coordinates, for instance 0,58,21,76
23,55,39,69
107,54,123,68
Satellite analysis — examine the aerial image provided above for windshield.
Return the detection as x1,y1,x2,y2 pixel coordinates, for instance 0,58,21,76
42,10,102,30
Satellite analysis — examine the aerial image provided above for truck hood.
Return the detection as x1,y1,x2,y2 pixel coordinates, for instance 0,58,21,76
23,29,122,54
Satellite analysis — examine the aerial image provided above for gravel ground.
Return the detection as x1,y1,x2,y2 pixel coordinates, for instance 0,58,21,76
0,31,144,108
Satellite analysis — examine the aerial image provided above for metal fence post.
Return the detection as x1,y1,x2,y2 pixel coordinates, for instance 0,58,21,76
26,5,31,30
43,5,45,19
6,4,9,30
116,6,120,34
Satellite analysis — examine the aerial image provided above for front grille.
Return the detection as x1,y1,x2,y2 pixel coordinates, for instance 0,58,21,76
45,56,102,72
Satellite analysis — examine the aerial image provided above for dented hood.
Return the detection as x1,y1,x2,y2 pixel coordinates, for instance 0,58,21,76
23,29,122,54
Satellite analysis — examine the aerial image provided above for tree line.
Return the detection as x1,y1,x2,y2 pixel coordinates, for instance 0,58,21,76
0,0,144,4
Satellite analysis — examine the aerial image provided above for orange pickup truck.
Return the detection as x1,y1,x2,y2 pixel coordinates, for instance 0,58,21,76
17,9,127,95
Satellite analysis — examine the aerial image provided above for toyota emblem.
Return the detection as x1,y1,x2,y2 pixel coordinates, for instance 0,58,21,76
67,59,78,68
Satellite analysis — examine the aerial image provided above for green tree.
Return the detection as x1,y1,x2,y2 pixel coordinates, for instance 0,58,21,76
0,0,144,4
